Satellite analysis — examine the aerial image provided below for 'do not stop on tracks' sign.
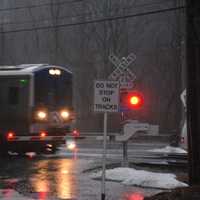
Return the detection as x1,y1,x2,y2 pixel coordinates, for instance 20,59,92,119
94,80,120,113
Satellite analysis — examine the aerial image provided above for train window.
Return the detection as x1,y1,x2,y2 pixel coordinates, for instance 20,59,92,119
8,87,19,105
34,69,72,109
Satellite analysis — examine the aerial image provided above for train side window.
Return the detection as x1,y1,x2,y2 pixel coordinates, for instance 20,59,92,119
8,87,19,105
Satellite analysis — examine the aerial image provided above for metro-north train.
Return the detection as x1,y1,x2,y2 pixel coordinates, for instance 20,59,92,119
0,64,75,155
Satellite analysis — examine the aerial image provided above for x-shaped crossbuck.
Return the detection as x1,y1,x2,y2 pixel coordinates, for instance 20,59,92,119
108,53,136,82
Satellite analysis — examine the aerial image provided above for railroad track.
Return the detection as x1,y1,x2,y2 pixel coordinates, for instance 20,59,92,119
132,152,188,167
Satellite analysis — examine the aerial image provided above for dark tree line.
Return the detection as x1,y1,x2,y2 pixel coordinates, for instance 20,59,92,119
0,0,185,134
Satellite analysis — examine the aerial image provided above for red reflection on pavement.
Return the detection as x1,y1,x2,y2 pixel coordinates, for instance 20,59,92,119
73,148,78,160
127,193,144,200
39,191,47,200
2,189,14,198
31,159,76,200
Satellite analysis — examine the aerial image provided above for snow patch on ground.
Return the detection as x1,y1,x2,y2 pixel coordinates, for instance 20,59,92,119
91,167,188,189
147,145,187,154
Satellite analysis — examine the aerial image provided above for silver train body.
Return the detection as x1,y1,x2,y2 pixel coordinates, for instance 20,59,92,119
0,64,74,154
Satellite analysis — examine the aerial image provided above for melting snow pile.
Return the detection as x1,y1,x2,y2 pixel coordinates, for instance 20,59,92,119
147,145,187,154
91,167,188,189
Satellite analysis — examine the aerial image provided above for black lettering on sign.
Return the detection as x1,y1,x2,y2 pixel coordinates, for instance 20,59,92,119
99,90,114,95
106,83,118,88
95,104,118,110
102,97,111,102
96,82,104,88
99,90,103,95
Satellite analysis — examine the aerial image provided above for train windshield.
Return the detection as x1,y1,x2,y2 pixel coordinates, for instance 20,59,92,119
34,68,72,109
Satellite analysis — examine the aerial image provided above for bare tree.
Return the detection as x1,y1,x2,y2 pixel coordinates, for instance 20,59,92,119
0,0,185,133
73,0,138,131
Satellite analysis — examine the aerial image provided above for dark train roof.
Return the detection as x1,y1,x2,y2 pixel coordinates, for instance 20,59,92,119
0,64,72,75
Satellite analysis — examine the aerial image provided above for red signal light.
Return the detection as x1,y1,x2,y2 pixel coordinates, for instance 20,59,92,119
130,96,140,105
120,90,144,110
128,93,143,109
72,129,80,138
7,132,15,140
40,131,47,138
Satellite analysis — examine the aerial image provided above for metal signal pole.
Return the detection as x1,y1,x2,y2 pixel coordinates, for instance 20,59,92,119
186,0,200,185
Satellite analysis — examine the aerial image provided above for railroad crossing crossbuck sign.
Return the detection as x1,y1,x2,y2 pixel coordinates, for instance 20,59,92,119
109,53,136,89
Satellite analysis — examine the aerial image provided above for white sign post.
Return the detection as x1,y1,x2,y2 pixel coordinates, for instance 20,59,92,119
94,80,119,200
102,111,107,200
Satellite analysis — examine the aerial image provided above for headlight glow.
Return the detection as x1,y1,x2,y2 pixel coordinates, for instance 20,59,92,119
60,110,70,119
49,68,61,75
55,69,61,75
67,140,76,150
36,110,47,120
49,69,56,75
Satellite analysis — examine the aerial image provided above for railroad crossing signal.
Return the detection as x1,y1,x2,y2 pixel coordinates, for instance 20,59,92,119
108,53,136,89
120,90,144,110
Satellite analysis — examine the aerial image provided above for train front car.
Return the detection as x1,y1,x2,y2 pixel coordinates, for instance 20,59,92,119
32,66,74,153
0,64,74,155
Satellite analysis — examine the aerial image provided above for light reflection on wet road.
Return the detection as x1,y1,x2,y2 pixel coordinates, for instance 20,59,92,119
30,158,76,199
0,156,78,200
0,156,155,200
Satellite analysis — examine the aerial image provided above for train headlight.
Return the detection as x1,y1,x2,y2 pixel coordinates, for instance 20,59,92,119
60,110,70,119
36,110,47,120
55,69,61,75
66,140,76,150
49,68,61,76
49,69,56,75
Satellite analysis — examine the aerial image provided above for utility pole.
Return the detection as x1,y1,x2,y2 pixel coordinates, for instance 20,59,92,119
186,0,200,185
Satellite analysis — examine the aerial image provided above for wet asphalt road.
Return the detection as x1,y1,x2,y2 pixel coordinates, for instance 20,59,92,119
0,155,99,200
0,151,161,200
0,156,79,200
